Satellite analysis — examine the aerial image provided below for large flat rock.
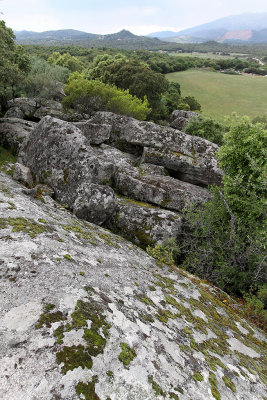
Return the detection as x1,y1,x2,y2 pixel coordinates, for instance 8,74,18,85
0,172,266,400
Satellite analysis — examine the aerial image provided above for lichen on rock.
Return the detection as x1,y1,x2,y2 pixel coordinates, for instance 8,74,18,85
0,170,266,399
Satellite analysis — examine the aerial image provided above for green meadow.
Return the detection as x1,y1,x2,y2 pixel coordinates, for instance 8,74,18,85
169,51,249,60
166,69,267,121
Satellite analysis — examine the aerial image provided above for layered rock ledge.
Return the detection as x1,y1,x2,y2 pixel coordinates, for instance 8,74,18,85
0,108,223,247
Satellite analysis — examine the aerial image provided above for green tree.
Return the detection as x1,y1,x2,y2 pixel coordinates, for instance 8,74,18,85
161,82,181,116
218,116,266,223
179,117,266,298
63,78,151,120
0,20,30,111
20,56,69,101
184,115,225,145
48,52,84,72
182,96,201,111
86,55,168,120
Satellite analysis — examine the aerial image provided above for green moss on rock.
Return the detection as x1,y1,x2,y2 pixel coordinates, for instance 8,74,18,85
2,217,52,238
76,381,101,400
148,375,166,397
209,372,221,400
193,371,204,382
169,392,179,400
57,345,93,374
35,304,66,329
118,343,136,366
54,299,110,374
222,375,236,392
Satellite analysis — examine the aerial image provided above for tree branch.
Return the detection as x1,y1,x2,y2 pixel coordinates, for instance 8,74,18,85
218,189,236,246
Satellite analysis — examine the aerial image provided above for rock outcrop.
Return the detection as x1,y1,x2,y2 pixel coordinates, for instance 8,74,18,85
0,117,36,154
169,110,199,130
21,116,117,225
18,115,214,243
1,106,223,246
0,172,266,400
89,112,223,186
5,98,87,122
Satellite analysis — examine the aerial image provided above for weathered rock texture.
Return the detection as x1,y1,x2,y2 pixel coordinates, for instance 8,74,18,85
0,172,266,400
15,111,223,245
0,102,227,248
90,112,223,187
169,110,199,131
73,121,112,145
21,116,117,225
5,98,87,122
107,196,183,248
0,117,36,154
13,162,33,187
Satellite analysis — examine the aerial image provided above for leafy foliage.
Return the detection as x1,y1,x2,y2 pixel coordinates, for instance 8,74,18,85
182,96,201,111
162,82,181,116
85,54,168,120
252,114,267,129
184,115,225,145
243,285,267,326
20,56,69,100
48,51,84,72
179,117,266,302
63,77,151,120
147,238,179,267
218,116,266,223
0,20,30,111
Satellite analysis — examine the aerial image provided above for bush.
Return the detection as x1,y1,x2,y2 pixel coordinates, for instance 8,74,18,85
243,285,267,328
178,187,265,296
184,115,225,145
63,78,151,120
252,115,267,129
48,52,84,72
179,117,266,300
162,82,181,115
182,96,201,111
20,56,69,100
147,238,179,267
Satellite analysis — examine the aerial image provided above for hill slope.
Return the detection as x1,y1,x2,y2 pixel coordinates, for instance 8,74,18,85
148,12,267,43
14,28,164,49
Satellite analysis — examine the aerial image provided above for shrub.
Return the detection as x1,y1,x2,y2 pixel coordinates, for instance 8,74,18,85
179,117,266,300
147,238,179,267
20,56,69,100
182,96,201,111
243,285,267,328
184,115,225,145
63,78,151,120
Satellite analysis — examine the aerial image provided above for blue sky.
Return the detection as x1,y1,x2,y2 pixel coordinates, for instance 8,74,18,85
1,0,267,34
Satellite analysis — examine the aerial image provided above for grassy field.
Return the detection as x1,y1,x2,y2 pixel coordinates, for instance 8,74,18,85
168,52,249,60
166,69,267,121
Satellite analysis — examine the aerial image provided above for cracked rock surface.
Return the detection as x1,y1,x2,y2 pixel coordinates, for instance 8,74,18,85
0,172,266,400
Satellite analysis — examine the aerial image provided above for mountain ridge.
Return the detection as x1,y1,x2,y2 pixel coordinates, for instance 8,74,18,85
14,28,163,49
147,12,267,43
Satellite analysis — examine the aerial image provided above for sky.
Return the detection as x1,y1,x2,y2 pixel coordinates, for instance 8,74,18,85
1,0,267,35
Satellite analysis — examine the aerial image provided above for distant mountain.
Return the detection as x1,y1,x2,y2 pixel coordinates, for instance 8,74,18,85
14,29,96,40
147,31,180,39
147,12,267,43
14,28,164,49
